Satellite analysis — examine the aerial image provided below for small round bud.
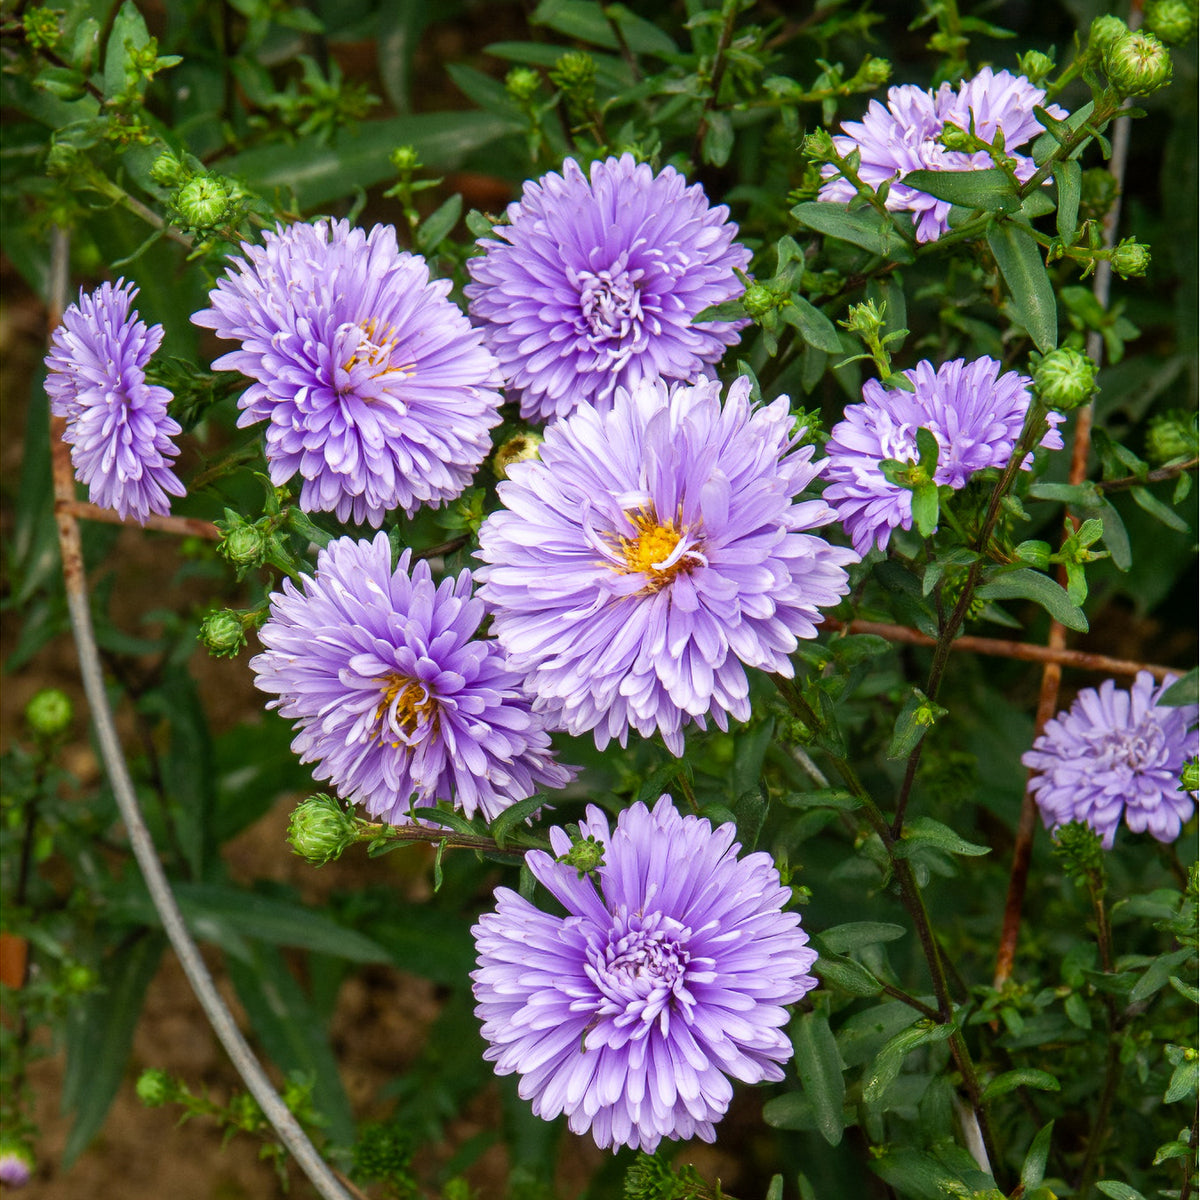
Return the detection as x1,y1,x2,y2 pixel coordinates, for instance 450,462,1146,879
1145,410,1199,465
1109,237,1151,279
1033,347,1099,411
135,1068,174,1107
149,150,187,188
1079,167,1120,222
287,794,359,867
0,1140,34,1189
550,50,596,92
219,521,267,567
176,174,232,229
1017,50,1056,84
64,963,98,993
25,688,73,737
505,67,541,103
199,610,247,658
1145,0,1198,45
1088,14,1130,56
389,144,420,172
1181,758,1199,793
1104,31,1174,97
557,832,605,878
23,7,60,50
493,432,543,479
742,283,778,319
861,57,891,86
802,129,836,160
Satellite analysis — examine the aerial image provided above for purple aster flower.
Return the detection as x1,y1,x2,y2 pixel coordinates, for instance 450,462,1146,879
1023,672,1198,848
465,154,751,423
472,796,817,1153
475,376,857,755
0,1141,33,1189
193,220,503,526
249,533,572,824
819,69,1068,242
823,357,1065,555
45,280,185,524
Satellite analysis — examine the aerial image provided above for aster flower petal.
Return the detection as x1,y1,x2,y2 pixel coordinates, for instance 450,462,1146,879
1023,672,1198,848
192,219,503,526
472,796,818,1153
819,69,1068,243
823,356,1064,555
249,533,573,823
475,376,857,753
45,280,186,524
465,155,751,423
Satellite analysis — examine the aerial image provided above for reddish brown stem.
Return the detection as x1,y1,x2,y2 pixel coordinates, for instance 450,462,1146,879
54,493,220,540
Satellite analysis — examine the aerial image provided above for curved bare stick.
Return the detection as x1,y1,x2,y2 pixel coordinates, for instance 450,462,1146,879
46,229,351,1200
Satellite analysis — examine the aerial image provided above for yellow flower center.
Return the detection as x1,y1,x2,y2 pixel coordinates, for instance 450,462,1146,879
341,318,414,380
377,674,438,746
611,509,700,592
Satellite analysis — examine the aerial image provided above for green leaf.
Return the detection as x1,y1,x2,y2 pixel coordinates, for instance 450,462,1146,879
887,688,947,760
816,922,906,955
1130,947,1195,1003
910,481,940,537
532,0,677,55
1096,1183,1148,1200
975,567,1088,632
791,202,915,262
103,0,151,98
762,1090,817,1131
863,1021,955,1105
377,0,434,112
814,954,883,997
1164,1058,1199,1104
781,788,861,811
901,168,1020,212
870,1147,969,1200
986,221,1057,352
416,193,463,252
780,297,844,353
62,933,166,1166
703,110,734,167
1131,484,1190,532
1161,669,1198,706
1053,160,1081,240
793,1011,846,1146
488,793,548,849
981,1068,1060,1101
896,817,990,859
1021,1121,1055,1190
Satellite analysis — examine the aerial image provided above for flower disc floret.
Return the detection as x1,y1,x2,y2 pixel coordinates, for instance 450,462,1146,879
465,154,751,423
823,357,1065,554
45,280,186,523
1023,672,1197,847
476,376,856,754
472,796,818,1153
819,69,1067,242
193,219,503,526
250,533,572,823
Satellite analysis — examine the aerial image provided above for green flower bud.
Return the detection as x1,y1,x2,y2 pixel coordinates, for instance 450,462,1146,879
64,963,98,993
135,1068,174,1107
219,520,267,568
557,832,605,878
742,283,778,319
549,50,596,93
353,1121,414,1185
938,121,975,151
1079,167,1120,223
493,432,543,479
198,610,247,658
841,298,887,338
1088,14,1131,56
1145,410,1199,464
176,174,233,229
1181,758,1198,793
1017,49,1056,84
1104,31,1174,97
45,141,84,177
1109,237,1152,279
1145,0,1198,45
287,794,359,866
23,7,60,50
802,128,836,160
389,144,420,173
1033,347,1099,411
25,688,73,737
861,57,891,86
505,67,541,104
0,1139,34,1189
149,150,187,188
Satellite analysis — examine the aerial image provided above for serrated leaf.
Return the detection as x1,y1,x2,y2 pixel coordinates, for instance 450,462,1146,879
791,202,915,262
986,221,1057,352
896,817,990,858
817,922,906,954
981,1068,1060,1101
1021,1121,1055,1190
1053,160,1081,240
901,167,1020,212
793,1011,845,1146
976,567,1088,632
781,297,843,352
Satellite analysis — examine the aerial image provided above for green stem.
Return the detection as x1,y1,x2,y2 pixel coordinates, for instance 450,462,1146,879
691,0,740,166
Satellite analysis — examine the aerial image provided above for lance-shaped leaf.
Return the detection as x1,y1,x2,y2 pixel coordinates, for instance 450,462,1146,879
1053,160,1081,240
895,816,990,858
862,1020,956,1104
791,202,916,261
793,1011,846,1146
981,1068,1061,1101
987,220,1058,352
901,167,1021,212
887,688,948,760
976,567,1088,632
780,297,844,353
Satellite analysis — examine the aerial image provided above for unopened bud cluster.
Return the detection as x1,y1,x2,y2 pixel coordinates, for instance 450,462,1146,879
557,832,605,878
287,794,361,866
1033,348,1098,412
1145,410,1199,465
1104,30,1174,97
1145,0,1198,45
25,688,73,738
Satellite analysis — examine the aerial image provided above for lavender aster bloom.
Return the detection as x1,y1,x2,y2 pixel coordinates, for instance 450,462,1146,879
45,281,185,524
472,796,817,1152
819,69,1068,242
1023,672,1198,847
476,376,857,754
465,154,751,423
824,357,1064,555
193,220,503,526
250,533,572,823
